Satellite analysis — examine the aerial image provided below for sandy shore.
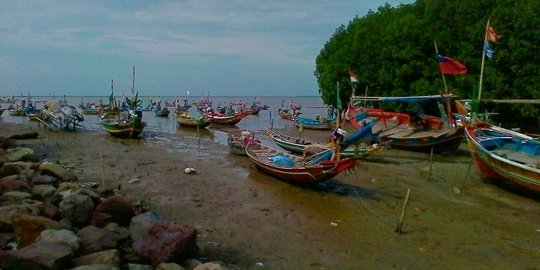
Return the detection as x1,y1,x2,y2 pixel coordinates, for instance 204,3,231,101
1,121,539,269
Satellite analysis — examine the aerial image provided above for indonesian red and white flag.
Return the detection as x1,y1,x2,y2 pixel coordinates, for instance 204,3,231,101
349,71,358,83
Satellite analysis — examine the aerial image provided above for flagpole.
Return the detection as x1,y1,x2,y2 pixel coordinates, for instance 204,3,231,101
433,41,449,94
477,19,490,112
333,81,341,161
363,86,368,108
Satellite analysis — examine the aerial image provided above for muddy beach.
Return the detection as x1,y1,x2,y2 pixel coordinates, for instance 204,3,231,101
1,122,539,269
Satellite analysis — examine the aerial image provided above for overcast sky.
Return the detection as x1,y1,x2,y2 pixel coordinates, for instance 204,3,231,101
0,1,413,97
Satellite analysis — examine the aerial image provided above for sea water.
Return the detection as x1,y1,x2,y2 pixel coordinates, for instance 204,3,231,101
0,95,333,146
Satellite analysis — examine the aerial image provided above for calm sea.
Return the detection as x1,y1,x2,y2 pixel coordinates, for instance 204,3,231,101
0,95,331,146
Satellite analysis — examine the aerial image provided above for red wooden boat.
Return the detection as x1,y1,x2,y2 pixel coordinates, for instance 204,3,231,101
348,95,464,153
245,143,356,185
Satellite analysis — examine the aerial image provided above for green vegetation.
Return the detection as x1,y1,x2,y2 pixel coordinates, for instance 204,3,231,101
315,0,539,126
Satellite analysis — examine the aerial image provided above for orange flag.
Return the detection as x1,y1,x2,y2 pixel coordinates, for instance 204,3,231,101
487,26,500,42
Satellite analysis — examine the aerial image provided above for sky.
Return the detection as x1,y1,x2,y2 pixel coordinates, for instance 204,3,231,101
0,1,414,97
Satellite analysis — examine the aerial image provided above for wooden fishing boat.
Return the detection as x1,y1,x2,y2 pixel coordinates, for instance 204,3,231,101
101,111,146,138
349,95,465,153
79,101,100,115
465,124,540,192
294,116,336,130
206,112,244,125
8,108,24,116
37,100,85,131
228,131,260,156
154,107,170,117
176,111,210,128
245,143,357,185
265,127,382,157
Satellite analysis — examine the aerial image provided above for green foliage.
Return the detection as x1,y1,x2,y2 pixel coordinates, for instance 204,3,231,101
315,0,539,125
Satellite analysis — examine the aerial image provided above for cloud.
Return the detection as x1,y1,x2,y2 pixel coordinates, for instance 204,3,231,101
0,0,413,96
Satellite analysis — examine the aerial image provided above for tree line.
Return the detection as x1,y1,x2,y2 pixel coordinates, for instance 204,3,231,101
315,0,539,126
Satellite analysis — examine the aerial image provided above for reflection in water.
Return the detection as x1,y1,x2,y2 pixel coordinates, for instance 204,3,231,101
176,126,214,141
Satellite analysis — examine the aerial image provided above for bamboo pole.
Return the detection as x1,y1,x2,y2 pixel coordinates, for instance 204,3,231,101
100,150,105,189
395,188,412,234
429,147,434,179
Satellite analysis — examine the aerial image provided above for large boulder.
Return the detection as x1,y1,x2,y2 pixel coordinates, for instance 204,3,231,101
11,212,61,247
0,176,32,194
77,225,119,255
132,222,198,265
90,195,136,227
5,147,35,162
59,193,95,226
0,239,74,269
0,161,34,178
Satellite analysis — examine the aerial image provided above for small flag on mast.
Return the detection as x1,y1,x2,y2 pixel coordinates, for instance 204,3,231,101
486,26,500,42
483,41,494,60
436,55,468,75
348,71,358,83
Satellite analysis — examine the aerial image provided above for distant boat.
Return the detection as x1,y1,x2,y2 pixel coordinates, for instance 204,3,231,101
294,116,336,130
79,101,100,115
206,112,244,125
101,66,146,138
176,111,210,128
465,123,540,192
154,106,170,117
101,111,146,138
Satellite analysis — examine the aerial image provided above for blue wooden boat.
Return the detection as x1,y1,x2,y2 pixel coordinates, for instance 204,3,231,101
294,116,336,130
465,123,540,192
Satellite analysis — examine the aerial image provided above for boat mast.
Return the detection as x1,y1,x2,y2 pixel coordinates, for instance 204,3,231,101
132,65,136,97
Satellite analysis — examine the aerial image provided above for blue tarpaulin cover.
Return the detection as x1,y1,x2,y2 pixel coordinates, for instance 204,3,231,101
267,154,295,167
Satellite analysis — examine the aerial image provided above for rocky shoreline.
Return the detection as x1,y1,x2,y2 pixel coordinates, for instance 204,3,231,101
0,132,226,270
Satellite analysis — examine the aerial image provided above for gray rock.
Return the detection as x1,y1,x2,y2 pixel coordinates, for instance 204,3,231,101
71,249,121,268
39,160,76,182
70,264,120,270
193,262,226,270
77,225,119,254
38,229,81,252
60,193,95,225
157,262,185,270
31,174,59,185
1,240,74,269
125,263,154,270
31,184,58,201
0,191,32,203
5,147,34,162
129,211,162,239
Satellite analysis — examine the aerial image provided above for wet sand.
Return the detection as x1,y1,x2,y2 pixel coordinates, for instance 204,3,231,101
1,122,539,269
